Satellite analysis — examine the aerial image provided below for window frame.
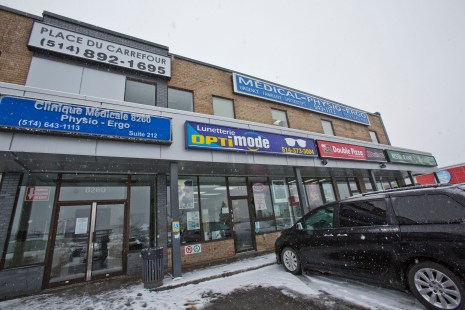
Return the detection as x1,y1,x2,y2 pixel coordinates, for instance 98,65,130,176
369,131,379,144
212,96,235,119
124,78,157,106
321,119,335,136
271,109,289,128
168,87,194,112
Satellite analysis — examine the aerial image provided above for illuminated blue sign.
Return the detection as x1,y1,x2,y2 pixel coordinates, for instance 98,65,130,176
185,121,318,157
232,73,370,125
0,96,171,143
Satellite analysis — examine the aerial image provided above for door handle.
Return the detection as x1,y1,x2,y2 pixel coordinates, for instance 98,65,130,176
337,234,348,237
323,234,334,237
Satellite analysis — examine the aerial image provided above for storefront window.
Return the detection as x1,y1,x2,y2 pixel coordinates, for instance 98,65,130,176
250,177,276,234
4,173,57,268
364,177,374,192
303,178,324,211
199,177,231,241
287,178,303,220
376,177,399,190
59,174,128,201
349,178,361,196
129,175,155,251
336,177,360,199
228,177,247,196
336,178,351,200
179,177,201,244
271,179,294,230
321,179,336,203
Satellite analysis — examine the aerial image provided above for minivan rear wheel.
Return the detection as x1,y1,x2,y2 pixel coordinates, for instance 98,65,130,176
281,247,301,275
408,261,464,310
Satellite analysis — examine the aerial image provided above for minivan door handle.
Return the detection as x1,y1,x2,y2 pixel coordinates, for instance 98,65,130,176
337,234,348,237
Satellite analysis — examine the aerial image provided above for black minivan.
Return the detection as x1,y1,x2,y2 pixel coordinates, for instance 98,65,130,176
275,184,465,310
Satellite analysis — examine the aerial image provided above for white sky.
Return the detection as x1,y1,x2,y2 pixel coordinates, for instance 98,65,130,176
1,0,464,167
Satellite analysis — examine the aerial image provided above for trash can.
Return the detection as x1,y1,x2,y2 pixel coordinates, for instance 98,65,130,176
141,247,164,289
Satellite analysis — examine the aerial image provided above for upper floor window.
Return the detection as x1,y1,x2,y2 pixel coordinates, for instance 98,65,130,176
125,80,156,106
321,120,335,136
168,88,193,112
271,109,288,127
212,97,235,118
369,131,379,143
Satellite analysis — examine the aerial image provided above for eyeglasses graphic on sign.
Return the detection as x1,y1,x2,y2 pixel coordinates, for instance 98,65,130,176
284,138,307,147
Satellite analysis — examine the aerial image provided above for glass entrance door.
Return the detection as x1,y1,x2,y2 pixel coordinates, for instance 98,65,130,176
48,202,125,285
231,198,255,253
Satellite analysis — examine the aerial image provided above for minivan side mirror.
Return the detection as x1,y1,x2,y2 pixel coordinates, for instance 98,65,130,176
296,222,304,231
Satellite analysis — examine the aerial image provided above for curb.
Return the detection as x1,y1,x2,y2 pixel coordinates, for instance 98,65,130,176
154,262,276,291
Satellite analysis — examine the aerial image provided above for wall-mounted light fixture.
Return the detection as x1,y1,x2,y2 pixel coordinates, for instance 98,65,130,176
379,163,387,168
322,159,328,166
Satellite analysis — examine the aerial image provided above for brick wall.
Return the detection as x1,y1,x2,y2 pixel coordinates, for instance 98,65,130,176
170,57,390,145
166,239,236,271
255,232,281,253
0,10,34,85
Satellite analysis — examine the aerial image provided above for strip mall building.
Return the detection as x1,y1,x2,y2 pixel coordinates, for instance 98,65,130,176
0,6,438,299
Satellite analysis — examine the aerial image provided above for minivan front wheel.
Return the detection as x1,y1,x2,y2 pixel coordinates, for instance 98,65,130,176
281,247,301,275
408,262,464,310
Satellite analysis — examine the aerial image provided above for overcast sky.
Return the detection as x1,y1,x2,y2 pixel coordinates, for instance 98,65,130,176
1,0,464,168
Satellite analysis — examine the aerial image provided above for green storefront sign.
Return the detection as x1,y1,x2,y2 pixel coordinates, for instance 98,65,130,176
385,150,437,166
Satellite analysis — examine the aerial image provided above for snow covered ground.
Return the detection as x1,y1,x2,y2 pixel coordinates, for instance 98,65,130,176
0,253,426,309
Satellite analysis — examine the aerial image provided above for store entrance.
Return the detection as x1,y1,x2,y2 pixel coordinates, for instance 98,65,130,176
230,197,255,253
47,201,126,286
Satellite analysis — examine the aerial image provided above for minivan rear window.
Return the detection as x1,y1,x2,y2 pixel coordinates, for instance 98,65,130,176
392,194,465,224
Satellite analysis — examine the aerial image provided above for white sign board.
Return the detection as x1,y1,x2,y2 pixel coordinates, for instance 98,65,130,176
28,22,171,77
75,217,89,234
184,244,202,255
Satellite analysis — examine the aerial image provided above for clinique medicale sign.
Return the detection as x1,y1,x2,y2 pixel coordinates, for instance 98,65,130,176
0,96,172,144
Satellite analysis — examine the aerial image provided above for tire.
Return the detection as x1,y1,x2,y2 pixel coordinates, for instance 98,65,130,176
281,247,301,275
408,261,464,310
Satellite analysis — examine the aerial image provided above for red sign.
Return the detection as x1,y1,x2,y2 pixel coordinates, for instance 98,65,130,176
25,187,51,201
317,140,366,161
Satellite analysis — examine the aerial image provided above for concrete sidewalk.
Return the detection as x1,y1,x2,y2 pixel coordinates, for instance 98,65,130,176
0,252,276,303
157,252,276,291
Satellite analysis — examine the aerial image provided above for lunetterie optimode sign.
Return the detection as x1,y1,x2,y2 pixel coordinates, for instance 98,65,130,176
232,73,370,125
185,121,318,157
28,22,171,77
